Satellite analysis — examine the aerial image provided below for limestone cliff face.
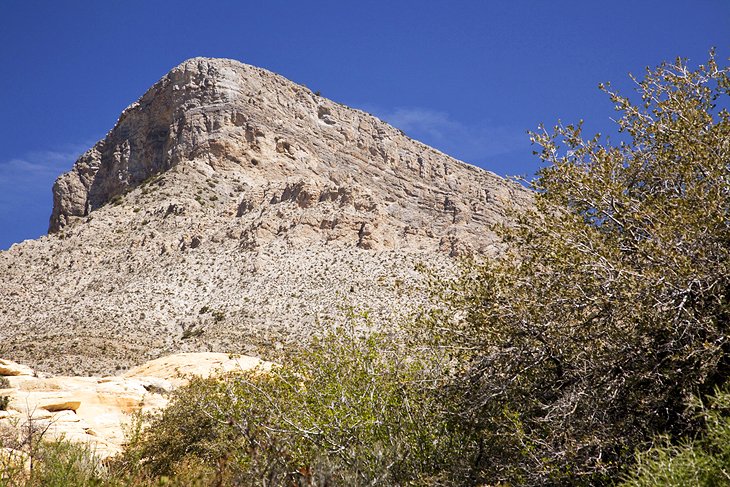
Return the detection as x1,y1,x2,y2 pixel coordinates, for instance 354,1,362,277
50,59,239,232
49,58,529,253
1,58,532,375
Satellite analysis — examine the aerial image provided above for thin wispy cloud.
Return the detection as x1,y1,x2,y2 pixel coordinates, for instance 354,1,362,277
0,142,94,245
355,105,529,166
383,108,463,140
1,151,75,184
0,144,89,211
0,144,91,182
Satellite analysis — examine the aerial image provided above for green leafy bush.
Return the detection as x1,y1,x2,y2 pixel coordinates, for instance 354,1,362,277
123,323,472,485
0,438,110,487
26,440,106,487
620,386,730,487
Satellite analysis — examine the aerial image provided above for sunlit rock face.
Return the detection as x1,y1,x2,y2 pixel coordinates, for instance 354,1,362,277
0,353,268,458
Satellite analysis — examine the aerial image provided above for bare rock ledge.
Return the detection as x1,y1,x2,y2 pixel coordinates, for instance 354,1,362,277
0,353,269,458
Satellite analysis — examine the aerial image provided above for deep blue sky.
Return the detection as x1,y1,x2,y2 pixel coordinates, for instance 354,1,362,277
1,1,728,249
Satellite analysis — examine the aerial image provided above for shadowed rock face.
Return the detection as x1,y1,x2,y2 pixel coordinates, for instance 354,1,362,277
2,58,532,375
50,59,231,232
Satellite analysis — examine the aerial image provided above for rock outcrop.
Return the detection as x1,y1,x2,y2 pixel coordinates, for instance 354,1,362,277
0,58,532,375
0,359,34,377
0,353,267,458
49,58,528,253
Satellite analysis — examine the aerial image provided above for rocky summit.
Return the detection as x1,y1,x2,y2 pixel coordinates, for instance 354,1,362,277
0,58,531,375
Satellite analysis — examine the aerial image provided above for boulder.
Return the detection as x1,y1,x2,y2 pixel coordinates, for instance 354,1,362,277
124,352,270,385
0,359,33,377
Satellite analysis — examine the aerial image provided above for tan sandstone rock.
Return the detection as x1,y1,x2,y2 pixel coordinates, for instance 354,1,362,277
125,352,269,386
0,353,266,458
0,359,33,377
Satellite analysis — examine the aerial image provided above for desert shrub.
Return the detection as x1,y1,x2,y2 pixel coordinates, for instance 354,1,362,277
0,377,9,411
122,322,472,485
26,440,107,487
0,438,111,487
620,386,730,487
211,310,225,322
418,51,730,484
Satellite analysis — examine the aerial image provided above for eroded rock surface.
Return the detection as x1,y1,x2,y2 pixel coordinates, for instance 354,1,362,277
0,58,532,375
0,353,267,458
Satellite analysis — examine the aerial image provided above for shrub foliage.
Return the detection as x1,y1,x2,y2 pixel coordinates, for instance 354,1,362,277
419,51,729,484
620,386,730,487
122,324,472,485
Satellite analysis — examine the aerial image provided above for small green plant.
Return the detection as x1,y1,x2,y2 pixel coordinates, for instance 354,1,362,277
620,386,730,487
141,173,163,187
0,377,9,411
26,440,107,486
181,326,204,340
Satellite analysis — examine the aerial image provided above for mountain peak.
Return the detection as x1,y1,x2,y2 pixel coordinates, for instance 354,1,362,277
4,59,531,374
49,57,528,250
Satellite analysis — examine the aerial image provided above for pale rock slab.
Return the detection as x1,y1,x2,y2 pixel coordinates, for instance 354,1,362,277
0,353,266,458
0,359,34,377
125,352,270,386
